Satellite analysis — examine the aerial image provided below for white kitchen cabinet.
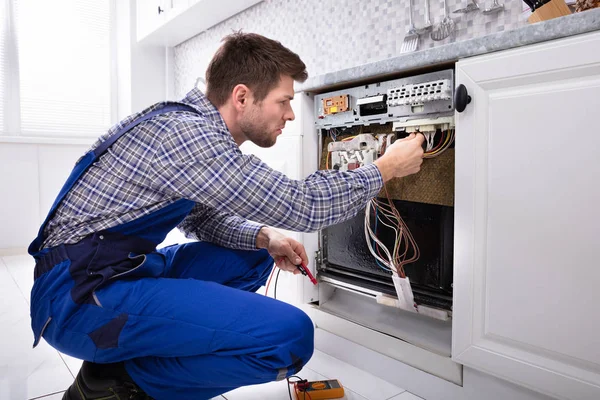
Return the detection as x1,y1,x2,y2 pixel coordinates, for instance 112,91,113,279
452,31,600,400
136,0,165,44
136,0,263,46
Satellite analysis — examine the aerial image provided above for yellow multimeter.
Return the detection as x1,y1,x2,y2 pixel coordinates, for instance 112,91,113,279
294,379,345,399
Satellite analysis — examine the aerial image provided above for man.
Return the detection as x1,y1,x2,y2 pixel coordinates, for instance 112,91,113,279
29,32,424,400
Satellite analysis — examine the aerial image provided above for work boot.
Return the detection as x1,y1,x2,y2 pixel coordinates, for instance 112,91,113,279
62,361,152,399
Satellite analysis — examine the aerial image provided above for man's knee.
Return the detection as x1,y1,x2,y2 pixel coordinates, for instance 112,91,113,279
278,305,315,363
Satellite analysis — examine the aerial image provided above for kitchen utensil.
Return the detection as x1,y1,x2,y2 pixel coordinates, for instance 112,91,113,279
453,0,480,13
431,0,456,41
401,0,420,53
528,0,571,23
483,0,505,14
522,0,535,11
417,0,433,34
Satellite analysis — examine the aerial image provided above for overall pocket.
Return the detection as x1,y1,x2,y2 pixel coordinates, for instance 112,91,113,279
31,296,53,348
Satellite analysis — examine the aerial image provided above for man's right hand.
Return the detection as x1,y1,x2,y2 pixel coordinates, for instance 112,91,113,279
374,133,425,182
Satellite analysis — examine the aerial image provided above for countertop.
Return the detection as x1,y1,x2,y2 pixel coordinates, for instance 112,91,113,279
298,8,600,92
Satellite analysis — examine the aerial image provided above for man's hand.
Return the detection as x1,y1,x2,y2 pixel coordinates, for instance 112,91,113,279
374,133,425,182
256,227,309,274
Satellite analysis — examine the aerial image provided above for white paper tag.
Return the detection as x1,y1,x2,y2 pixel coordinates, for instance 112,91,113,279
392,275,417,312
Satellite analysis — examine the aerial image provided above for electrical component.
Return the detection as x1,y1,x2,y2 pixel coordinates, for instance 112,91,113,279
322,95,350,115
294,379,345,400
327,134,378,171
392,117,455,158
392,116,454,133
387,79,452,106
357,94,388,116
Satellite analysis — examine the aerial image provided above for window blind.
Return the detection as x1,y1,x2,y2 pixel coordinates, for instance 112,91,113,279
13,0,112,137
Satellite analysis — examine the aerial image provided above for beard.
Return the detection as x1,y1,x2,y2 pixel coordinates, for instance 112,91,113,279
239,105,277,148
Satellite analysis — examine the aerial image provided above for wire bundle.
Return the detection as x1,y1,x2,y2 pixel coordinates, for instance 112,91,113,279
364,186,420,278
422,129,455,158
265,260,283,299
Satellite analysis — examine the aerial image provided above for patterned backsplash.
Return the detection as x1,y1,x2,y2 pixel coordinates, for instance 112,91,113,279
174,0,530,97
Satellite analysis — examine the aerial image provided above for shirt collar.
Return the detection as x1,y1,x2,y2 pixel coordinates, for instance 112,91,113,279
180,88,228,131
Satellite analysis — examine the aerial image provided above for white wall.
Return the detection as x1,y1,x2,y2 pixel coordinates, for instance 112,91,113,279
0,141,91,251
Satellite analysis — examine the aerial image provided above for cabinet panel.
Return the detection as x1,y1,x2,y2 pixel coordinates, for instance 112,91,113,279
453,31,600,400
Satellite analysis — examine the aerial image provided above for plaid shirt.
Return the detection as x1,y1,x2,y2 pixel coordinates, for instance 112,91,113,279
42,89,383,250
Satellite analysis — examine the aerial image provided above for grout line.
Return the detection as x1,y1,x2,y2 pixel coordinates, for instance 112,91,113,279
58,352,78,379
386,388,409,399
28,390,65,400
1,255,32,305
1,256,30,304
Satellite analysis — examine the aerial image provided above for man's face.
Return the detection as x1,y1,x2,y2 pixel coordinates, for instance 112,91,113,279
239,75,295,148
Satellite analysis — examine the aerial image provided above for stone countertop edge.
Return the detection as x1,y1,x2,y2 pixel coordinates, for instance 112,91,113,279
298,8,600,93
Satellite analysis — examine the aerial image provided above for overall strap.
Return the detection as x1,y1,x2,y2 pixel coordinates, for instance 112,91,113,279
28,103,199,256
93,104,198,157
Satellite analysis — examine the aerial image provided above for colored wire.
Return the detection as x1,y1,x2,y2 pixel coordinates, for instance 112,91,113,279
265,263,276,297
373,207,392,271
424,129,454,158
364,185,421,278
274,268,281,300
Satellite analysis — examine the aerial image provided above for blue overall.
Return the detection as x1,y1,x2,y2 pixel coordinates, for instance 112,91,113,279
28,104,314,400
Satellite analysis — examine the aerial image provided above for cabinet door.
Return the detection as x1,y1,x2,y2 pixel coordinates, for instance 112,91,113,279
453,31,600,400
136,0,165,42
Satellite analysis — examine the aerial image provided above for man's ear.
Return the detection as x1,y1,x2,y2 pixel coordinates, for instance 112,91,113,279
232,84,251,111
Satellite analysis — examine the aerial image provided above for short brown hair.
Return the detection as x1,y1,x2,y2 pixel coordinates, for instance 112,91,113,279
205,32,308,107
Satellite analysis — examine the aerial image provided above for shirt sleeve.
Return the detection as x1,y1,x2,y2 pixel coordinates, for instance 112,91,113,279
149,119,383,233
177,203,264,250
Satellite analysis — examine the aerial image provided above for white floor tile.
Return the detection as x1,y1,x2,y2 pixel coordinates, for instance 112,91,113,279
387,393,424,400
223,367,368,400
0,260,73,400
304,350,405,400
3,254,36,304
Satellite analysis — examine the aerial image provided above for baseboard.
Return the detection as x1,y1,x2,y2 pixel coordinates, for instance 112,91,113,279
309,308,464,400
0,248,28,257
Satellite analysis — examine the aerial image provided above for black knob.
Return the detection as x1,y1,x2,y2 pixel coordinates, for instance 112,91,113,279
455,84,472,113
158,6,164,14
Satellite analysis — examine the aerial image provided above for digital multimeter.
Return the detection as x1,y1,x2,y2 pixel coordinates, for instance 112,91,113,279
294,379,345,399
